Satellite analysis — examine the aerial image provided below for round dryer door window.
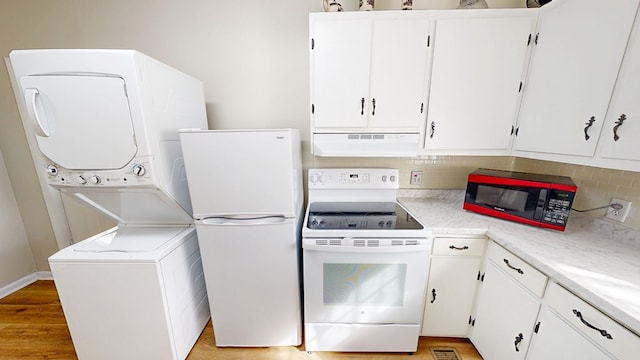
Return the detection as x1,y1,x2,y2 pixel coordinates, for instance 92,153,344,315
20,74,137,170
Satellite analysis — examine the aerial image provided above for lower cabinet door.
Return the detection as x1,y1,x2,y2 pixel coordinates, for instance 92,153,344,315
470,261,541,360
421,256,481,336
528,307,611,360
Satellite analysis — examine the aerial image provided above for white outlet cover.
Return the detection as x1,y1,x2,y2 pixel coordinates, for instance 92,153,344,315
606,198,631,222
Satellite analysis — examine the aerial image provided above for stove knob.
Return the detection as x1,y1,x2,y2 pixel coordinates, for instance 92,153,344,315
378,221,385,228
310,175,318,183
132,163,146,176
386,220,393,228
318,220,326,228
318,175,326,183
311,219,319,227
77,175,87,185
45,165,58,176
89,175,101,185
390,175,396,183
381,175,387,182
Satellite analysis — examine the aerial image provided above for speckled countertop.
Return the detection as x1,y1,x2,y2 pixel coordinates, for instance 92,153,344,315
397,190,640,337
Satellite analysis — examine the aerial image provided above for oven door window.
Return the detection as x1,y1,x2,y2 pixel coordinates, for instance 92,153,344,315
324,263,407,306
303,247,428,324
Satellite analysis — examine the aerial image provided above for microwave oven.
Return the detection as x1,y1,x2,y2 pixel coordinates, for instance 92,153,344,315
464,169,577,231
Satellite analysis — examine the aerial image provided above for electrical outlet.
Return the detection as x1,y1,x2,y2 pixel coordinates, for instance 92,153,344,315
605,198,632,222
410,171,423,185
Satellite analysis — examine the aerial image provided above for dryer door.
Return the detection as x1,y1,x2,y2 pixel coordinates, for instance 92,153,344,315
19,74,137,170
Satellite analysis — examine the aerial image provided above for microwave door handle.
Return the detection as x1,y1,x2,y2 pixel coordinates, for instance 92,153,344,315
533,189,548,221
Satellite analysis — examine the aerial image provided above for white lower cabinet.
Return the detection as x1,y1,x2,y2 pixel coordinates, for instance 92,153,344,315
527,306,610,360
421,236,486,337
466,241,640,360
528,281,640,360
470,242,547,360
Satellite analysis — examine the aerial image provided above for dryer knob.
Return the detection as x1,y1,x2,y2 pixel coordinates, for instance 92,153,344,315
77,175,87,185
89,175,101,185
45,165,58,176
132,164,146,176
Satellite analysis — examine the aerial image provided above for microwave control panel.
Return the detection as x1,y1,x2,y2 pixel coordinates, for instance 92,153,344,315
541,191,575,226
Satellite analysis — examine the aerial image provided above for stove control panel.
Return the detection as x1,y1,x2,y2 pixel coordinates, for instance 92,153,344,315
308,168,399,189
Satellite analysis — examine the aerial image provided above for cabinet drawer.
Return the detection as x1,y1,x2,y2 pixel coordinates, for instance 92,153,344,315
432,237,486,256
486,242,547,297
545,281,640,360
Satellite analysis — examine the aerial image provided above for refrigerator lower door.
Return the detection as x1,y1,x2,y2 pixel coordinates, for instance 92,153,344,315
195,217,302,347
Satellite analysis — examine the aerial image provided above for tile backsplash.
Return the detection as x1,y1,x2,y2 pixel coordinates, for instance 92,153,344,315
305,154,640,230
512,158,640,230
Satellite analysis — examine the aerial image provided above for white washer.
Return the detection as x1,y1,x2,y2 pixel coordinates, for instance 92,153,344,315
49,225,209,360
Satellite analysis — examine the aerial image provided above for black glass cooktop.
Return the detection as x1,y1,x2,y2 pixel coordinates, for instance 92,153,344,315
306,202,424,230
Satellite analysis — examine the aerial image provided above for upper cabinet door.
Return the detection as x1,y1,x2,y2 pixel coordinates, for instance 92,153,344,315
311,17,372,128
310,13,429,131
514,0,640,157
596,9,640,162
424,14,534,153
367,18,429,129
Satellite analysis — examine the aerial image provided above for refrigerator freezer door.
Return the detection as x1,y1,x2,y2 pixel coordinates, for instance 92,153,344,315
180,129,302,218
195,219,302,347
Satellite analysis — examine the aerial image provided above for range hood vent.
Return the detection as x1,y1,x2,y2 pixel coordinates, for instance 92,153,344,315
312,133,419,157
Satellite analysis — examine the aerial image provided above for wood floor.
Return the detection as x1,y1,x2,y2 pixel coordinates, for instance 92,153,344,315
0,281,483,360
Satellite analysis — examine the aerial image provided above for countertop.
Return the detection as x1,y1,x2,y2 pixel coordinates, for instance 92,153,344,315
397,190,640,336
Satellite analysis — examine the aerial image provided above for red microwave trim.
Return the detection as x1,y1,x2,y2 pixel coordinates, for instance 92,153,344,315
540,222,567,232
462,202,567,231
467,174,550,189
550,182,578,192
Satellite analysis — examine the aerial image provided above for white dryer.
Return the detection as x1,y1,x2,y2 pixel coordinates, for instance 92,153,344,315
9,49,210,360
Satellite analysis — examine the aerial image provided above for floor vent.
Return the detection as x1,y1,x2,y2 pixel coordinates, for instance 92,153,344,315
430,347,462,360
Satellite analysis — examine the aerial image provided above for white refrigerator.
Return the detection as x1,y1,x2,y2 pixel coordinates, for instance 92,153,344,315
179,129,303,347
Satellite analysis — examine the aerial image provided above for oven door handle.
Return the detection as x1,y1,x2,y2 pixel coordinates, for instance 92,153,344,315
302,243,430,253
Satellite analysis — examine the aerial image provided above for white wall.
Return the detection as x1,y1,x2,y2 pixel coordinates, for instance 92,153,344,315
0,148,35,287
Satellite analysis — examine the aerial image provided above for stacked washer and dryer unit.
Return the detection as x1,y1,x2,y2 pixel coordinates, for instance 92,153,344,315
9,49,210,360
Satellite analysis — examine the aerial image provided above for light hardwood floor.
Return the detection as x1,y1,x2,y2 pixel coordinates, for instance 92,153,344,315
0,281,483,360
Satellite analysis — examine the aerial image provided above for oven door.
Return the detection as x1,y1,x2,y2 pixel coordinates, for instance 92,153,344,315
302,238,430,324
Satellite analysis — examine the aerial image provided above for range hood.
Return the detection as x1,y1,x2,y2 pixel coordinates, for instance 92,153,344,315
312,133,420,157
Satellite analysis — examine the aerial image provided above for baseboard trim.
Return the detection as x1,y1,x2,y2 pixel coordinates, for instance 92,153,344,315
36,271,54,280
0,272,54,299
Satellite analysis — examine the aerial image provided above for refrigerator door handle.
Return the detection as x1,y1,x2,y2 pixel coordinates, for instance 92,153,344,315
200,215,287,226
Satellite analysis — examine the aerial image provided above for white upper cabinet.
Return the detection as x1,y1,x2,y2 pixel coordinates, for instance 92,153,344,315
514,0,640,157
310,12,429,131
595,8,640,164
423,11,536,154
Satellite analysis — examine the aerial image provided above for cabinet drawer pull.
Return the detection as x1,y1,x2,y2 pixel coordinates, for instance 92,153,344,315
449,245,469,251
514,333,524,352
613,114,626,141
371,98,376,116
572,309,613,339
584,116,596,140
430,121,436,138
360,97,365,116
430,288,436,303
503,258,524,274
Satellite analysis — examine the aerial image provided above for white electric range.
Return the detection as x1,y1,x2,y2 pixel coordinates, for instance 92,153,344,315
302,168,432,353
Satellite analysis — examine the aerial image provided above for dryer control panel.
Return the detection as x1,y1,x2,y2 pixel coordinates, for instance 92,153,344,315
40,157,155,188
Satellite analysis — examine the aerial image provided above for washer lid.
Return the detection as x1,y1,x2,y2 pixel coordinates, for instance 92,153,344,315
73,225,189,253
19,74,137,170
